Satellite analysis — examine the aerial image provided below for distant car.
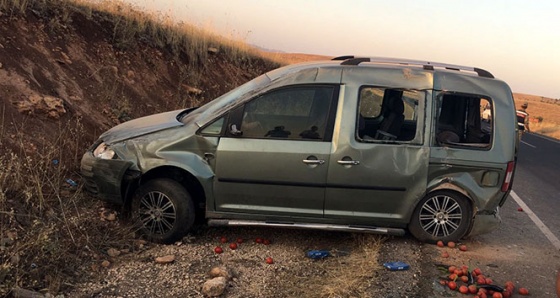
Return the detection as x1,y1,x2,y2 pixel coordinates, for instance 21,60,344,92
81,56,518,243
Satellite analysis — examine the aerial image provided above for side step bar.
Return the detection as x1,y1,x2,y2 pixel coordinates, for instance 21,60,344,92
208,219,405,236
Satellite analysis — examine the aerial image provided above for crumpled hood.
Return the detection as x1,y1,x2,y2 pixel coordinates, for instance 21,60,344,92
100,109,185,144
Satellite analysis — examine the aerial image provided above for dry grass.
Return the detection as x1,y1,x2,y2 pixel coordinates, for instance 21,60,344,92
0,0,280,70
513,93,560,140
299,234,384,297
531,121,560,140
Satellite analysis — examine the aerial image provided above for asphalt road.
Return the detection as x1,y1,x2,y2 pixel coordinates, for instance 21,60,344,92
459,133,560,297
514,132,560,244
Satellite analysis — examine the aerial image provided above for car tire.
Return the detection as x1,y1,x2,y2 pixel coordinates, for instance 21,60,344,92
131,178,195,244
408,190,472,243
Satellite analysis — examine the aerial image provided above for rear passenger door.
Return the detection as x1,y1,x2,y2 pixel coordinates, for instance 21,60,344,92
213,85,339,217
325,86,429,226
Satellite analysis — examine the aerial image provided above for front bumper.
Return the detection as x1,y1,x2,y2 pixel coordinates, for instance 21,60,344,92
466,207,502,237
80,151,134,205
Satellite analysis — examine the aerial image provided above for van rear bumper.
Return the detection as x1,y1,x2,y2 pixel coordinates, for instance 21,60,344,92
466,208,501,237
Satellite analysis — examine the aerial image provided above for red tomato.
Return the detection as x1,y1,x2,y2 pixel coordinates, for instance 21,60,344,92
220,237,228,244
460,275,469,283
468,285,477,294
263,239,271,245
265,257,273,264
492,292,503,298
448,281,457,290
485,278,493,285
236,238,243,244
449,273,458,281
473,268,482,276
437,240,444,247
255,237,263,243
214,246,223,254
448,265,457,273
518,288,529,295
477,277,486,285
448,241,456,248
229,243,238,250
459,245,467,251
459,285,468,294
441,251,449,258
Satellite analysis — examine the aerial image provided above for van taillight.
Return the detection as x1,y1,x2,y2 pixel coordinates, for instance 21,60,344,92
501,161,515,192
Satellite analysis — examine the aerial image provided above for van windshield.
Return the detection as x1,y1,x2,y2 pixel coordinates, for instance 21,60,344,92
180,74,271,125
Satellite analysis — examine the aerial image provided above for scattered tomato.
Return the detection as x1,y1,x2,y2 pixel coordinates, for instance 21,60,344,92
441,251,449,258
449,273,458,281
236,238,243,244
220,237,228,244
492,292,503,298
439,279,447,286
477,277,487,285
485,278,493,285
255,237,263,244
265,257,274,264
437,240,444,247
503,290,512,298
517,207,523,212
459,285,469,294
473,268,482,276
518,287,529,295
478,292,488,298
214,246,223,254
448,241,456,248
263,239,271,245
460,275,469,283
455,269,463,277
459,245,467,251
229,243,238,250
468,284,478,294
448,281,457,290
448,265,457,273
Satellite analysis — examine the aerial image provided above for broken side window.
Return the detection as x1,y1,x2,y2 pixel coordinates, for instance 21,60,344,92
357,87,422,143
436,93,493,149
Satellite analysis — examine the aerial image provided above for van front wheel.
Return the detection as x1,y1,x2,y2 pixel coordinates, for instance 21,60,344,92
131,179,195,244
408,191,472,243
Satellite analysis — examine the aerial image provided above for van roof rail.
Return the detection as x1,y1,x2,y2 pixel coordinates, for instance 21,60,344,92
332,56,494,78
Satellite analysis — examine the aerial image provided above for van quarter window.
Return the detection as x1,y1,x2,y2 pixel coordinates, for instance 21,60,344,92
436,93,493,149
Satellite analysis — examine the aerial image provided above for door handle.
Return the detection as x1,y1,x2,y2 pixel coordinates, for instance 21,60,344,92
337,160,360,166
303,159,325,165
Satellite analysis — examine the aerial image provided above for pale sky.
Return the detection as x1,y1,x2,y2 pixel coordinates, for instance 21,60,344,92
126,0,559,99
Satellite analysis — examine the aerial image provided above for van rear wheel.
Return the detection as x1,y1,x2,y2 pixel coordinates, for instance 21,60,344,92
409,190,472,243
131,179,195,244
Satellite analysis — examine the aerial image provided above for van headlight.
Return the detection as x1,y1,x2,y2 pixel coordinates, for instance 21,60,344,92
93,142,115,159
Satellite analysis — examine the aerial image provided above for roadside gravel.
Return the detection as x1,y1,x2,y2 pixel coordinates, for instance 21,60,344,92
67,226,432,297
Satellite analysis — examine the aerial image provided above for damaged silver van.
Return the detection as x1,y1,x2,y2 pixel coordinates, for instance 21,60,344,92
81,56,518,243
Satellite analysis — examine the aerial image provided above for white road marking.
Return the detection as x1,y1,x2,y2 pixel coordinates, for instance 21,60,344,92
510,190,560,251
520,140,536,148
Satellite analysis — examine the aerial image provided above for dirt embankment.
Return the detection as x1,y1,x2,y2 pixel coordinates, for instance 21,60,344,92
0,3,277,295
0,8,274,153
